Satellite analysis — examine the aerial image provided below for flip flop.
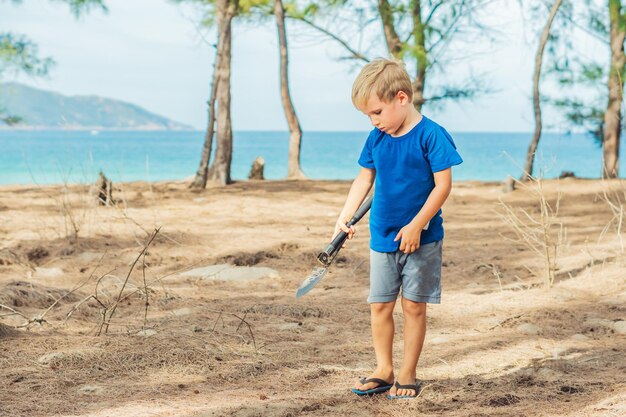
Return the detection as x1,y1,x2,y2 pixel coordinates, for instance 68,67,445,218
387,380,421,399
351,377,394,396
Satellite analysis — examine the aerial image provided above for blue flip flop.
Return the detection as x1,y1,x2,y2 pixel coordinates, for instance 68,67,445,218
351,377,394,396
387,381,421,399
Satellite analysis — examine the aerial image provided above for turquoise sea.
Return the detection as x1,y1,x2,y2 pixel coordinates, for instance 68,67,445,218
0,130,622,185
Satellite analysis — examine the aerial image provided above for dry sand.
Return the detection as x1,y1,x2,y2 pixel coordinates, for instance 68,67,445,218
0,178,624,417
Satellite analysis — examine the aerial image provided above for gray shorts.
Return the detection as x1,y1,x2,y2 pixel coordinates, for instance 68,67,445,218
368,240,442,304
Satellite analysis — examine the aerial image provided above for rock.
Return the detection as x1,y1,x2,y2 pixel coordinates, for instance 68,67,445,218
584,318,614,329
570,333,589,341
516,323,541,335
180,264,279,281
135,329,157,337
78,385,104,395
77,252,104,263
278,322,301,331
612,320,626,334
172,308,191,317
34,267,63,278
38,352,65,365
248,156,265,180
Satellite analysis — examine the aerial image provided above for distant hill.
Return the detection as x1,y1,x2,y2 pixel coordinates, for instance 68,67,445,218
0,82,193,130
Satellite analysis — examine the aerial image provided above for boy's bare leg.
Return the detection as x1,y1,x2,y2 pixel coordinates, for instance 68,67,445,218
389,298,426,397
354,300,396,390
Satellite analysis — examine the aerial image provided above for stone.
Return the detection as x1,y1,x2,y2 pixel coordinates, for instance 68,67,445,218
584,318,614,329
78,385,104,395
516,323,541,335
34,267,63,278
172,308,192,316
278,322,301,331
570,333,589,341
38,352,65,365
135,329,157,337
77,252,104,263
612,320,626,334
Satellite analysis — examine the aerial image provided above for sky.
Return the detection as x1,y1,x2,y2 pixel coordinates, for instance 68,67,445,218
1,0,608,132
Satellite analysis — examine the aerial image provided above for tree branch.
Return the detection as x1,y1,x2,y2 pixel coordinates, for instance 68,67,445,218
286,15,370,62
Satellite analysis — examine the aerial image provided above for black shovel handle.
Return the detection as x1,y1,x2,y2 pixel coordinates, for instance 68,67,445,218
318,195,373,265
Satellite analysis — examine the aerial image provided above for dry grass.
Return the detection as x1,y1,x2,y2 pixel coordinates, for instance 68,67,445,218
0,178,624,417
498,177,566,288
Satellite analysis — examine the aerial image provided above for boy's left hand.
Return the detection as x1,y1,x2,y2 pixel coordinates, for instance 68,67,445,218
394,222,422,254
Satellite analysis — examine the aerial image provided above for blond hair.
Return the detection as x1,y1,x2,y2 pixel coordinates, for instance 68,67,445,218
351,58,413,108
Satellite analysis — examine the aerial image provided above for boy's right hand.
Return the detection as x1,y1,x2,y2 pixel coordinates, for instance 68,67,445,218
333,218,356,248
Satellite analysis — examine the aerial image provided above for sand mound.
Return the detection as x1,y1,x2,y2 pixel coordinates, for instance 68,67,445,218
0,280,80,308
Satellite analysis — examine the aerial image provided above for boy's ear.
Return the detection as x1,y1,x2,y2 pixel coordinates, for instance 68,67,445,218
396,90,410,105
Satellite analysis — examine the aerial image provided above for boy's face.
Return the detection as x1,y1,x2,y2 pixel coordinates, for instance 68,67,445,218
359,91,410,136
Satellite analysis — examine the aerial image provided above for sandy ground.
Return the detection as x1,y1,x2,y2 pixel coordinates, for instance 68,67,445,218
0,177,624,417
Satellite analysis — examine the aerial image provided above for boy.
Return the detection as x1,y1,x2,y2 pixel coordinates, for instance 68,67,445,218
333,58,462,399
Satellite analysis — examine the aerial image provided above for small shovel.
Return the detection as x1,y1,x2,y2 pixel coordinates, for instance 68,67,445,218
296,195,373,298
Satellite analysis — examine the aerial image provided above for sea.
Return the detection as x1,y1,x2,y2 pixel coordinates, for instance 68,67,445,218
0,130,622,185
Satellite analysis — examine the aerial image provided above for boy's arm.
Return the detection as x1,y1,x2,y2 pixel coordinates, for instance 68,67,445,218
394,167,453,253
333,167,376,241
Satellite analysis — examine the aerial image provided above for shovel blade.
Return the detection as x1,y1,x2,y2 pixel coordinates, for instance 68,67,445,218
295,267,328,298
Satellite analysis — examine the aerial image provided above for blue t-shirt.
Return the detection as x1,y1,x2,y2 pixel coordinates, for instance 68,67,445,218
358,115,463,252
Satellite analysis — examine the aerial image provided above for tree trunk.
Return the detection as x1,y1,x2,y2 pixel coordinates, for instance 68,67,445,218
189,43,220,189
603,0,626,179
522,0,563,181
411,0,426,111
209,0,237,185
378,0,403,57
275,0,305,179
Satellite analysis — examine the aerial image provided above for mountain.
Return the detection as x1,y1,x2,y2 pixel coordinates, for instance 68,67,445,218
0,82,193,130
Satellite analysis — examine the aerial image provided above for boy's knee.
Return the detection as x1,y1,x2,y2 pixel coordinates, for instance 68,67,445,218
370,301,395,316
402,298,426,316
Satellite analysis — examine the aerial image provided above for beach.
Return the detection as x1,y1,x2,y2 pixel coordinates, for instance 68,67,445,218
0,178,624,417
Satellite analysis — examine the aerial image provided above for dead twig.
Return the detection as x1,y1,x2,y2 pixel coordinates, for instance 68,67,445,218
100,227,160,335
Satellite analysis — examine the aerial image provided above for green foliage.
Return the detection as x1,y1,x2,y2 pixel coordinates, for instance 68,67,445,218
0,0,107,124
52,0,108,17
537,0,616,144
0,33,54,77
0,101,22,126
550,96,604,144
171,0,272,26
